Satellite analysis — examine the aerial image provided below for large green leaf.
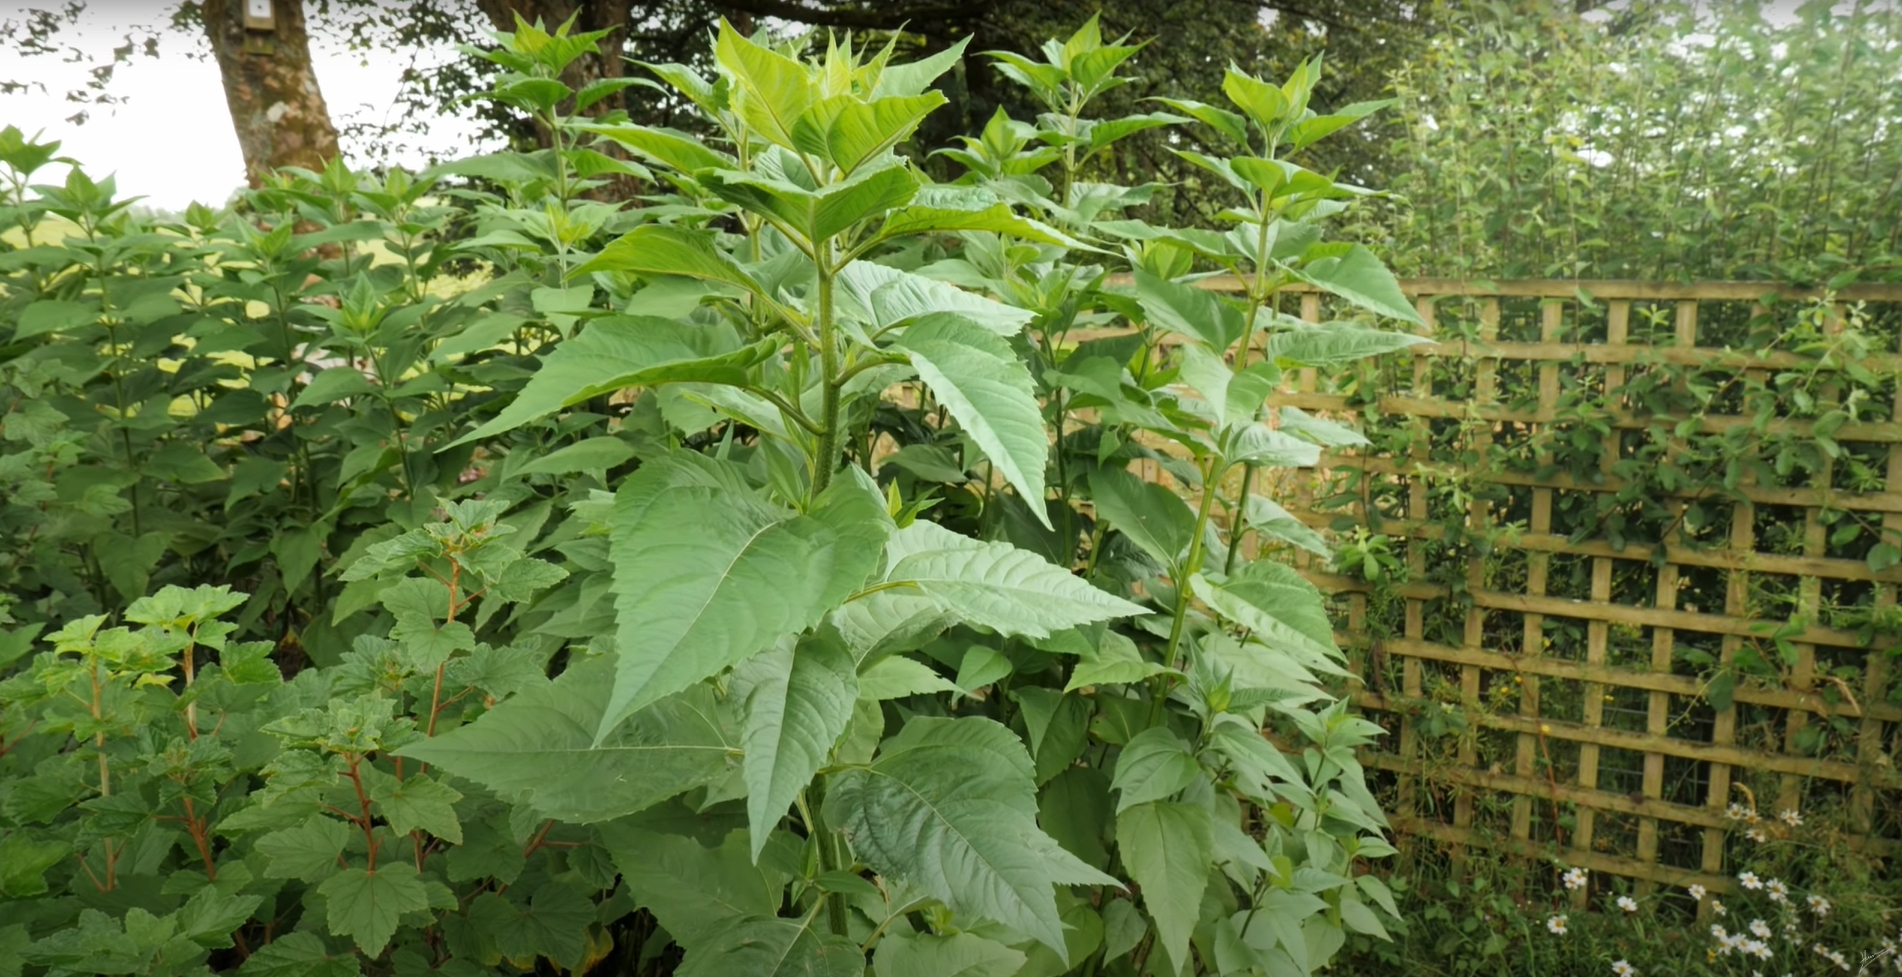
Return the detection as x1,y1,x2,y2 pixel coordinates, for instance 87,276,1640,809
1109,727,1199,812
1265,324,1426,367
872,931,1026,977
1135,271,1245,349
837,261,1034,338
1115,802,1212,976
704,162,919,245
582,123,736,173
1224,426,1323,468
793,93,946,175
678,913,863,977
395,656,736,823
870,35,971,98
715,21,813,150
1294,244,1424,325
453,317,773,445
823,717,1117,958
1088,467,1196,570
316,865,429,956
1244,494,1330,557
601,473,862,733
871,521,1146,638
599,824,780,951
466,883,596,971
734,636,858,860
877,199,1078,249
1190,562,1343,672
893,314,1048,521
572,225,762,296
1175,344,1278,430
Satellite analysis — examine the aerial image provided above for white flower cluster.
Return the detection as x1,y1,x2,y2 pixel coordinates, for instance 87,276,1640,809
1812,942,1852,972
1563,866,1589,890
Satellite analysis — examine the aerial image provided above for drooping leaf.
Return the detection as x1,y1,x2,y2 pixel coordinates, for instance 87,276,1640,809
1110,726,1199,812
872,930,1026,977
572,225,762,296
1278,406,1368,447
893,314,1049,522
1243,495,1329,557
395,656,735,823
872,520,1146,638
510,437,638,477
877,202,1078,248
734,636,858,860
855,654,958,700
1088,467,1196,570
599,824,780,951
703,162,919,244
1294,244,1423,325
453,317,774,445
1265,324,1426,367
677,912,863,977
1135,270,1244,349
836,261,1034,338
1190,562,1343,670
582,123,736,173
1115,802,1212,976
600,472,862,732
823,717,1118,958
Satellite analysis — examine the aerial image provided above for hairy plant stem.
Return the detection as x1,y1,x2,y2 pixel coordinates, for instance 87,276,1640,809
1225,191,1283,575
800,787,851,937
813,253,843,497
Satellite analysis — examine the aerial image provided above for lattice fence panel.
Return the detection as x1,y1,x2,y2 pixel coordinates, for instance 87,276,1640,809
1245,279,1902,896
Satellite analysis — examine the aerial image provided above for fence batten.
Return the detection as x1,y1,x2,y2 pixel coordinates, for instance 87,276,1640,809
1118,276,1902,891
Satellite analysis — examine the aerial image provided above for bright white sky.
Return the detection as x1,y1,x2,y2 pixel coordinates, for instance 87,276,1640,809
0,1,492,211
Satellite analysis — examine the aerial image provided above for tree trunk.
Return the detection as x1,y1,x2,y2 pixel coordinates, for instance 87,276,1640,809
200,0,341,187
476,0,635,124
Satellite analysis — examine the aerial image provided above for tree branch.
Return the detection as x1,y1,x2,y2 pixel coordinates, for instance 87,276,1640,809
711,0,995,31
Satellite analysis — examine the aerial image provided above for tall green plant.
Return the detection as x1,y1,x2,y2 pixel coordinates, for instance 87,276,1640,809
1,14,1427,976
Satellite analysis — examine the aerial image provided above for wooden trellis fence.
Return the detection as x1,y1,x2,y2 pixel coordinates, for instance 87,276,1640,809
1213,278,1902,898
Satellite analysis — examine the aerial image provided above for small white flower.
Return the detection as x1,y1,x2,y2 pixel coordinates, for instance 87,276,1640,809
1688,884,1708,900
1713,924,1731,942
1747,826,1768,842
1807,894,1830,917
1751,919,1773,939
1740,872,1764,890
1726,802,1747,820
1744,807,1762,824
1766,879,1789,903
1563,867,1589,890
1751,940,1773,961
1612,961,1636,977
1712,899,1728,916
1548,914,1568,935
1779,808,1803,827
1617,895,1639,912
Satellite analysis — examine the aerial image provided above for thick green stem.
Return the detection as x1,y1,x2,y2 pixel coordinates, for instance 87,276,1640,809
802,787,851,937
1162,459,1224,673
1225,192,1282,574
813,258,843,495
